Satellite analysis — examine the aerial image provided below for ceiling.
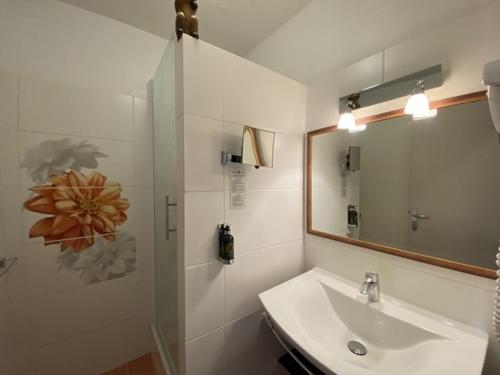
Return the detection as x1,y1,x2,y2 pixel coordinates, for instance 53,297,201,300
58,0,312,56
247,0,500,82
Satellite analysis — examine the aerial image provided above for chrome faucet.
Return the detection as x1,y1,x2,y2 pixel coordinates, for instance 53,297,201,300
359,272,380,303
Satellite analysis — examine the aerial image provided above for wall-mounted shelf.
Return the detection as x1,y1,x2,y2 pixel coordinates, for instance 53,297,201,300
0,257,18,280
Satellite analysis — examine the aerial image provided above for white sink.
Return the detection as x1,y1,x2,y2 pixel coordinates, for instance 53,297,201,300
259,268,488,375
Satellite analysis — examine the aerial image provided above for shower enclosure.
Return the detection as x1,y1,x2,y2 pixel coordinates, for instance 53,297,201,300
152,40,180,374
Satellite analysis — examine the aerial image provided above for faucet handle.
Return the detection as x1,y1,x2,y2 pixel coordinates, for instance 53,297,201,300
365,271,379,283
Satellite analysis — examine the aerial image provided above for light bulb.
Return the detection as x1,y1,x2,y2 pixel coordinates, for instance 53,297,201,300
404,93,431,115
348,124,367,133
338,110,355,129
413,108,437,120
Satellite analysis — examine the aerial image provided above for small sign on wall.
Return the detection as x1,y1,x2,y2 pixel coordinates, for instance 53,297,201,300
230,167,246,209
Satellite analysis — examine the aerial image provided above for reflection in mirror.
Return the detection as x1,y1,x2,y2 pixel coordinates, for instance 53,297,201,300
310,98,500,274
242,126,275,168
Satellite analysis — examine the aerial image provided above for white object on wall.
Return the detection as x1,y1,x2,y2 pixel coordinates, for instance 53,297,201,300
483,60,500,133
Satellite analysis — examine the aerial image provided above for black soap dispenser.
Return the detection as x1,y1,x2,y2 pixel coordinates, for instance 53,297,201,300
218,224,235,265
348,204,359,228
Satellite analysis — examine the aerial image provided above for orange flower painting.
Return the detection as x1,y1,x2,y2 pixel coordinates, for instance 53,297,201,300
24,170,129,252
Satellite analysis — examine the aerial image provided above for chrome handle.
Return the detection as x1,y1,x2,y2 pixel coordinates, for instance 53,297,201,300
165,195,177,241
410,209,429,220
411,213,429,219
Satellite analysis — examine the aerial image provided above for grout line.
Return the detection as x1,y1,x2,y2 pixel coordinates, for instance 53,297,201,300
185,325,224,345
182,111,301,136
184,237,304,270
18,129,137,144
23,272,137,300
224,307,263,327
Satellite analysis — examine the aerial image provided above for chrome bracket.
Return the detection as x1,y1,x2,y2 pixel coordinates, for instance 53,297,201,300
221,151,242,166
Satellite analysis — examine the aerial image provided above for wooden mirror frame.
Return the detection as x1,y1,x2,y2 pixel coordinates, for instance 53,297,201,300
306,90,496,279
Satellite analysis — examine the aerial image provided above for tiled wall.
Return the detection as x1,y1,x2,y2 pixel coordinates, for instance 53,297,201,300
176,37,306,375
0,71,155,375
304,3,500,374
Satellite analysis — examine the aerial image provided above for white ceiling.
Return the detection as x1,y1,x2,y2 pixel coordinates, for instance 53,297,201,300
247,0,500,82
58,0,312,56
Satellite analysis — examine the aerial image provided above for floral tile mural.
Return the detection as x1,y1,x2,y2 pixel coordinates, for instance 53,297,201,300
21,137,136,285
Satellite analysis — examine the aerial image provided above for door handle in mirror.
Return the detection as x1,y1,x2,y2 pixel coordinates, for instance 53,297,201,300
411,213,429,219
410,209,429,231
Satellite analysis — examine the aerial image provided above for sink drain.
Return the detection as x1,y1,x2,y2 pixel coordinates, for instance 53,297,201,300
347,341,367,356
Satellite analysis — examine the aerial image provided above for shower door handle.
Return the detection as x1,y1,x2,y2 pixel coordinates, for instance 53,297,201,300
166,195,177,241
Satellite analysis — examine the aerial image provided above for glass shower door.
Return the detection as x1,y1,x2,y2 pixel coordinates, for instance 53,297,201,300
152,41,179,373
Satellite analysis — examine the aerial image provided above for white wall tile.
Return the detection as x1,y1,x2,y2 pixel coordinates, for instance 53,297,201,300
0,71,20,189
35,318,138,375
185,262,224,341
185,192,224,267
225,189,302,254
380,256,494,332
223,122,303,190
182,37,224,120
223,311,287,375
29,276,136,347
337,52,384,97
133,142,154,187
186,328,225,375
183,114,224,192
134,97,153,143
23,242,85,297
0,188,23,245
19,132,135,188
180,37,306,375
225,240,303,322
5,298,37,375
305,235,380,283
224,53,305,134
19,76,133,141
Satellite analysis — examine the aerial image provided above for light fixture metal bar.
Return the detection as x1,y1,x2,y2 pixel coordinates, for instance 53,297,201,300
339,64,442,110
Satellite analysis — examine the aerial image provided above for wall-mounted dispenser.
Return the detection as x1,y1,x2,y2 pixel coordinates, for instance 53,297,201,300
345,146,361,172
222,126,276,169
218,224,235,265
348,205,359,228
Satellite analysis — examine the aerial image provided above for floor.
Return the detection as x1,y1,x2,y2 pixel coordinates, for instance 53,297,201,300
102,354,157,375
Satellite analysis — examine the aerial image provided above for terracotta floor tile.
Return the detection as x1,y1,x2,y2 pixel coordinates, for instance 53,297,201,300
127,354,156,375
101,365,128,375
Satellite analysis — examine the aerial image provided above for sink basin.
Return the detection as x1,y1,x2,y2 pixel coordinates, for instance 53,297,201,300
259,268,488,375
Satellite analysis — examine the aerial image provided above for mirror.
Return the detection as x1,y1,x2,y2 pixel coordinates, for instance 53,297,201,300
241,126,275,168
307,92,500,278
